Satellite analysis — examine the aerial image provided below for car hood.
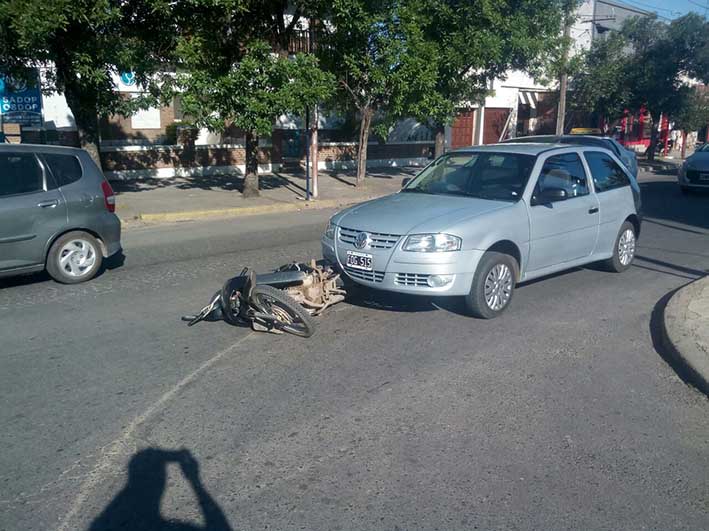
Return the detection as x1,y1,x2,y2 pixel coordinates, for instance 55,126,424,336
333,192,509,235
687,152,709,169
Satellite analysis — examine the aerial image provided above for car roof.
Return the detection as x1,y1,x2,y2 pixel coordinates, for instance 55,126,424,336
451,142,584,156
501,134,615,144
0,143,86,156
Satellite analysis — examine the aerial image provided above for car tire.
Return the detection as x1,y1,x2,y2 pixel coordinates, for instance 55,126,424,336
465,251,518,319
603,221,636,273
46,231,103,284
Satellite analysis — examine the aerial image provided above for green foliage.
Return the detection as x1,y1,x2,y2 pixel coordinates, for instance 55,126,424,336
569,33,630,119
414,0,569,127
673,89,709,134
570,13,709,122
178,40,334,136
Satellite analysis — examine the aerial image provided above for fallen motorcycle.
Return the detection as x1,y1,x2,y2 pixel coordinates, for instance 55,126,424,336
182,260,346,338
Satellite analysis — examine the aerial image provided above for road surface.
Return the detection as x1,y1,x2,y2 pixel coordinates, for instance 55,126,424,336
1,170,708,530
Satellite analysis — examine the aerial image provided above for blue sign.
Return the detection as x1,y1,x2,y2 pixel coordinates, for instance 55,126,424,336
0,72,42,127
120,71,136,86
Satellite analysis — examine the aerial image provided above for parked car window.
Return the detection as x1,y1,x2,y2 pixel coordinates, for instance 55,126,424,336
533,153,589,203
0,152,44,197
403,151,536,202
584,151,630,192
44,153,83,187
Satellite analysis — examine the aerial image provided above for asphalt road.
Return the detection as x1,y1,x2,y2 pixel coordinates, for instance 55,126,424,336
1,170,708,531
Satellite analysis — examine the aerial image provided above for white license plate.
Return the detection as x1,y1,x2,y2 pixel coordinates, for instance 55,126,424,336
346,250,373,271
699,173,709,181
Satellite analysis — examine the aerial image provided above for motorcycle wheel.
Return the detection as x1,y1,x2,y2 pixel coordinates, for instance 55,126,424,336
250,285,316,338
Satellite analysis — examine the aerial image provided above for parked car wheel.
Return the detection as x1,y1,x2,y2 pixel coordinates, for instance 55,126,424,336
466,252,518,319
604,221,636,273
46,231,103,284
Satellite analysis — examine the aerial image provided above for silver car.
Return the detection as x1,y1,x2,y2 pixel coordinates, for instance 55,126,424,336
678,143,709,193
0,144,122,284
322,144,641,318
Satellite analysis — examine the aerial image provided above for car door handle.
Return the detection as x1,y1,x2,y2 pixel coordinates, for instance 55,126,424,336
588,207,599,214
38,199,59,208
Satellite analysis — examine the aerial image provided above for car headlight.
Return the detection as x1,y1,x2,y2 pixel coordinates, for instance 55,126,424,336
324,220,336,240
402,233,462,252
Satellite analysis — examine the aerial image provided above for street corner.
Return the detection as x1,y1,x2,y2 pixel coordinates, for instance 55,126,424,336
661,275,709,396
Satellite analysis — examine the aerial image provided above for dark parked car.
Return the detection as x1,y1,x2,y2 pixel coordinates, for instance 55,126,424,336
502,135,638,177
678,143,709,193
0,144,121,283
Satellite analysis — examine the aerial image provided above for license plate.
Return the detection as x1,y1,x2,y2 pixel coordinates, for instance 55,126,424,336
700,173,709,181
346,250,373,271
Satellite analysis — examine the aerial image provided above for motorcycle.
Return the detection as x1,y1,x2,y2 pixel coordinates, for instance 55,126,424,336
182,261,346,338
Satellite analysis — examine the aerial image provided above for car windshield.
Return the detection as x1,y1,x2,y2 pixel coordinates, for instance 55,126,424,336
697,143,709,152
402,152,536,202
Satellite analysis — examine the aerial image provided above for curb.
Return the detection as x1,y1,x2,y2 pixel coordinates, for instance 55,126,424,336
119,194,383,225
661,276,709,396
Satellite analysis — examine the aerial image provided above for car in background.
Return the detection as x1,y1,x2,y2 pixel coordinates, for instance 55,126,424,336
0,144,121,284
502,134,639,178
678,143,709,193
323,143,641,319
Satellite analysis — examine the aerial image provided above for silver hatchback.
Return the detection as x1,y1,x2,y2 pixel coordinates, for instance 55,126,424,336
323,144,641,318
0,144,122,283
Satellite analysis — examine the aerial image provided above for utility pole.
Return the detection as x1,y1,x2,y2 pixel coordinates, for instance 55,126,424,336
308,19,319,199
556,5,572,135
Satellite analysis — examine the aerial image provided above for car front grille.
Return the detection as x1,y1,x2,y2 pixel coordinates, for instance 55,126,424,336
394,272,430,287
339,227,401,249
344,266,385,283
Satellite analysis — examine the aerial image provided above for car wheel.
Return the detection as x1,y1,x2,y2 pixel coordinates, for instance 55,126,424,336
465,252,517,319
603,221,636,273
46,231,103,284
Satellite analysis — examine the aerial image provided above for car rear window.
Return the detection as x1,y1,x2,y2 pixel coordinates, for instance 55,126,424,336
44,153,83,187
0,152,44,197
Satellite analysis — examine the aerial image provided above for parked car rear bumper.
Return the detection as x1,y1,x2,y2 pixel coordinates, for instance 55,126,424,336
95,212,122,256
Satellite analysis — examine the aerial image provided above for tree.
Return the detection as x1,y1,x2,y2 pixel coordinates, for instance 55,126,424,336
570,13,709,160
673,88,709,158
569,32,631,123
175,1,334,197
0,0,170,166
409,0,568,157
321,0,439,184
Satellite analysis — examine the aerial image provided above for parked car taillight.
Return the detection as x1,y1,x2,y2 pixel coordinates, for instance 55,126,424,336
101,180,116,213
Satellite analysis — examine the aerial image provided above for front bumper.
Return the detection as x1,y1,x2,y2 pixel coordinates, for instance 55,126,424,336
322,236,482,296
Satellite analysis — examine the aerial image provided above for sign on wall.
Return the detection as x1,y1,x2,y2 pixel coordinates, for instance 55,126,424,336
0,71,43,127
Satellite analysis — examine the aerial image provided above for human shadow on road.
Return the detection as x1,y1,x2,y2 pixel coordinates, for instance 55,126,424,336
88,448,233,531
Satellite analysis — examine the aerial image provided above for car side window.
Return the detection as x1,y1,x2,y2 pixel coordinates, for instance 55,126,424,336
532,153,589,203
584,151,630,192
0,152,44,197
44,153,83,187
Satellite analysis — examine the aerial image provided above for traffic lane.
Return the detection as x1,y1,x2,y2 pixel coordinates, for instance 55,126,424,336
74,221,709,528
0,238,323,531
0,208,335,303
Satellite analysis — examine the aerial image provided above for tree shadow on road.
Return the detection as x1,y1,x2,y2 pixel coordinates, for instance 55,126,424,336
639,181,709,230
87,448,233,531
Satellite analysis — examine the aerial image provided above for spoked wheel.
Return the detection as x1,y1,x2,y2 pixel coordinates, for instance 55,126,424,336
250,285,316,337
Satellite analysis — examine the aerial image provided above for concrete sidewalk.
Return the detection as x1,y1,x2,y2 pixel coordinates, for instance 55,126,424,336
663,276,709,396
112,168,416,225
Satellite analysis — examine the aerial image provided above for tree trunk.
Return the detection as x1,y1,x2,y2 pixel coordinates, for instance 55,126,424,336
646,115,659,162
434,123,445,158
356,106,373,185
243,131,260,198
681,130,687,159
63,86,102,169
310,106,319,198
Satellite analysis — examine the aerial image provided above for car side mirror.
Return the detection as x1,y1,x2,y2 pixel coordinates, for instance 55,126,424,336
401,177,412,188
534,186,568,205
